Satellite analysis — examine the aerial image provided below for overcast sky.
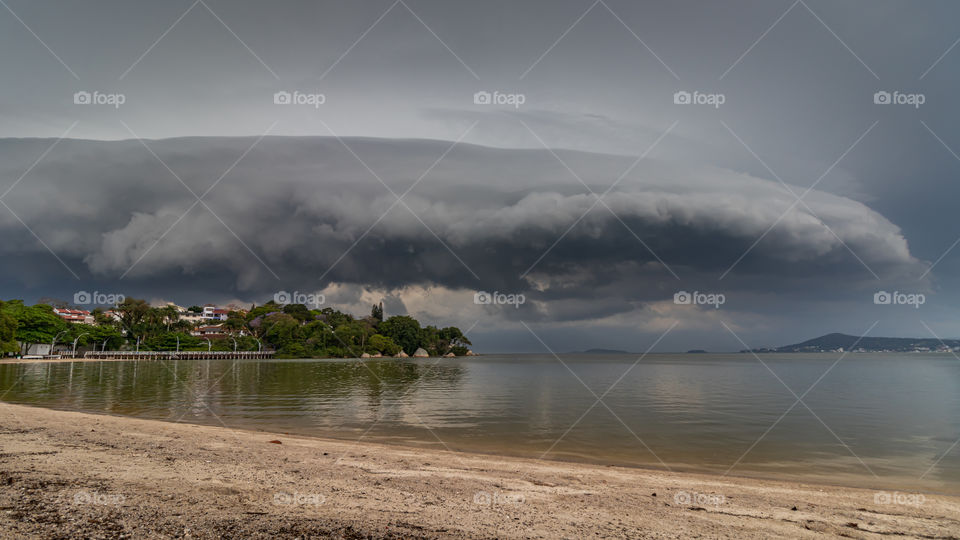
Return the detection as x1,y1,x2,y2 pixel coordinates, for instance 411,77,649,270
2,0,960,352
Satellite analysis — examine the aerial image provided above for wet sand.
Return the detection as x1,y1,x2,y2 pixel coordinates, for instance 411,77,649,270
0,403,957,538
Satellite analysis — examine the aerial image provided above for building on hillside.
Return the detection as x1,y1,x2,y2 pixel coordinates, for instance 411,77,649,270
180,312,206,325
192,325,228,339
201,305,229,321
53,308,94,325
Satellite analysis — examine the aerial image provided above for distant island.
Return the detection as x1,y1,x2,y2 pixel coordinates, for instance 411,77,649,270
747,332,960,353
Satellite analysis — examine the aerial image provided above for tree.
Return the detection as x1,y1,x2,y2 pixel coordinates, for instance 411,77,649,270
371,302,383,322
367,334,399,355
0,301,68,347
263,313,299,350
0,301,19,355
161,305,180,330
223,312,247,333
377,315,421,355
115,297,151,336
282,303,312,323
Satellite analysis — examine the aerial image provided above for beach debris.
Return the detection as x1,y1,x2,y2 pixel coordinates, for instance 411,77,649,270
268,440,282,445
791,506,797,511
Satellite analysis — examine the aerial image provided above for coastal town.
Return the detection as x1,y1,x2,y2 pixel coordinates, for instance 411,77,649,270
0,298,474,360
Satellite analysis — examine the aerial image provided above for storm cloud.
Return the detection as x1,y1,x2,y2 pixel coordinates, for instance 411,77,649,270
0,136,927,324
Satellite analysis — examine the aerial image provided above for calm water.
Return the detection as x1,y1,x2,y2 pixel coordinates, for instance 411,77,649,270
1,353,958,493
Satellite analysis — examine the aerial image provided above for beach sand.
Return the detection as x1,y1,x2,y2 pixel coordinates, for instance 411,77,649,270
0,402,957,539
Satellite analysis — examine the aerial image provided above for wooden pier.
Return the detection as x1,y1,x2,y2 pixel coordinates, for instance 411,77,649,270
83,351,275,360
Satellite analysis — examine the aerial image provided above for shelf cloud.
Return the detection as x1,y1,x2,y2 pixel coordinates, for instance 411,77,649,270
0,136,927,326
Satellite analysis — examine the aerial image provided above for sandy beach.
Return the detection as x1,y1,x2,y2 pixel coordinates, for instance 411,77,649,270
0,402,956,539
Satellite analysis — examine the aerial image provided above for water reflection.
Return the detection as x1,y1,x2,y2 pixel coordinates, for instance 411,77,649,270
1,354,957,493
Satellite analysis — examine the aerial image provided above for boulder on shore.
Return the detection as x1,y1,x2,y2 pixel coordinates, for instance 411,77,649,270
394,350,409,358
465,350,477,356
371,352,382,358
360,352,371,358
443,352,455,358
413,348,429,358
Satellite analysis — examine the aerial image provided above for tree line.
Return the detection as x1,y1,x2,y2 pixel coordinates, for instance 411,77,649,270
0,298,471,358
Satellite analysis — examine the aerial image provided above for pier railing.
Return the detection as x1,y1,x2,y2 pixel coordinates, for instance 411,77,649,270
83,351,275,360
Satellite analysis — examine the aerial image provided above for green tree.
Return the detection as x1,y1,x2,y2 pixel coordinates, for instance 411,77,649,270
263,313,299,351
377,315,421,355
367,334,399,355
0,301,68,346
371,302,383,322
282,303,312,323
0,301,19,354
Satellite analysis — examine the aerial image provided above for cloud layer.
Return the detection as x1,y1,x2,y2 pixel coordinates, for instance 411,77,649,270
0,135,927,327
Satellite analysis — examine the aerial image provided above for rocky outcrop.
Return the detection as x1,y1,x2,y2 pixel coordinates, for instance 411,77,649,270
371,352,382,358
394,350,409,358
360,352,371,358
413,348,429,358
465,350,477,356
443,352,455,358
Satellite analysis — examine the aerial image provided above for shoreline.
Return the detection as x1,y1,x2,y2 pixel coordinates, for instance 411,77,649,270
1,356,956,497
1,403,957,538
7,401,956,498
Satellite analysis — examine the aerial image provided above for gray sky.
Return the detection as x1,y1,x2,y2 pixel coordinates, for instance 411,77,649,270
2,0,960,352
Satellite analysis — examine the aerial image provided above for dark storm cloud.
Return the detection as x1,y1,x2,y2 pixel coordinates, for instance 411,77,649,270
3,0,960,350
0,136,927,323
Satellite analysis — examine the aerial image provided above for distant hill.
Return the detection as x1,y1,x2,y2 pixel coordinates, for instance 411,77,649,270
753,333,960,353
